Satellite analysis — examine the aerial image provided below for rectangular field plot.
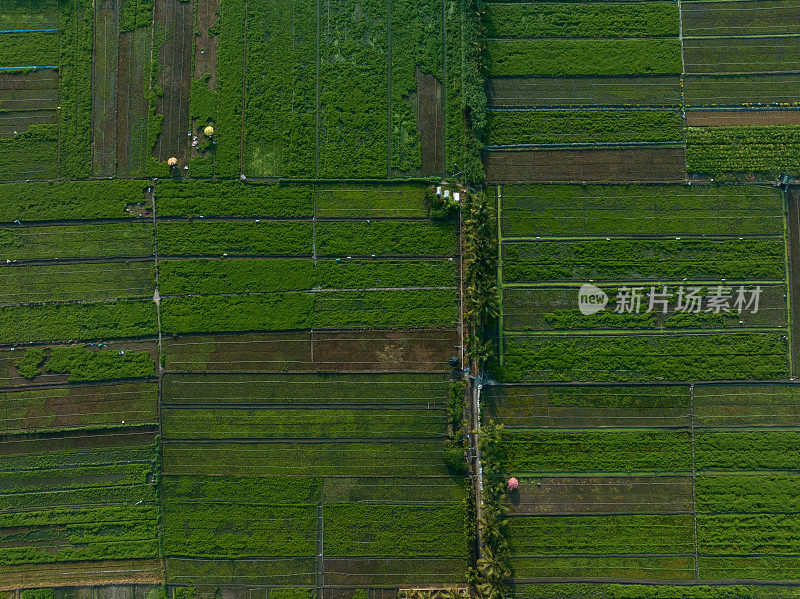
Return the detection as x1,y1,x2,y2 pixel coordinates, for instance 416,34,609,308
684,74,800,106
483,384,691,428
390,0,444,175
157,258,455,295
507,475,694,515
507,584,800,599
316,220,458,256
163,441,453,476
0,382,157,433
318,0,389,178
502,284,787,332
162,372,449,405
682,1,800,37
499,332,790,382
0,123,57,180
0,31,58,67
0,261,155,305
485,39,682,77
501,429,693,473
687,125,800,177
0,0,58,30
694,383,800,427
511,556,696,581
684,36,800,74
485,147,687,183
484,2,679,38
695,430,800,470
314,183,429,218
0,69,58,112
156,221,312,256
162,329,459,372
502,239,786,284
697,473,800,513
242,0,316,178
487,76,683,109
0,222,154,261
485,110,683,146
155,180,313,218
162,406,447,439
686,110,800,127
499,184,783,237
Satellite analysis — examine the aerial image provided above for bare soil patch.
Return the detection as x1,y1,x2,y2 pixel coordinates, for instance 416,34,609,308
417,69,444,176
686,109,800,127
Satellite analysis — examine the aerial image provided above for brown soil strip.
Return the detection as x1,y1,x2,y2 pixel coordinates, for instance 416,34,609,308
686,109,800,127
154,0,192,166
194,0,219,87
418,68,444,176
92,0,120,177
0,560,162,590
485,147,687,183
116,31,134,178
786,187,800,377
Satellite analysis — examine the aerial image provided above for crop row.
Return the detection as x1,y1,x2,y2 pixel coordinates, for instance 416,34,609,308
0,222,154,261
499,332,789,382
0,31,58,68
508,583,800,599
214,0,245,177
508,514,694,555
502,430,800,472
163,441,452,476
156,220,457,256
486,110,683,146
684,36,800,75
162,406,447,439
160,289,457,334
162,474,465,507
485,39,682,77
0,125,58,181
499,183,783,237
510,556,695,582
0,261,155,305
502,239,786,283
158,259,456,295
687,125,800,178
484,2,679,38
58,0,92,178
162,372,449,404
157,180,312,217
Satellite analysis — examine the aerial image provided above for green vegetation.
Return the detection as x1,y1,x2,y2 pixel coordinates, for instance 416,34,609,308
243,0,316,177
0,222,154,260
697,475,800,513
45,346,155,382
161,293,314,334
509,514,694,554
156,221,312,255
318,0,388,177
0,125,58,181
316,221,458,256
15,347,46,378
58,0,92,178
503,239,786,283
156,180,312,217
121,0,153,31
499,184,783,237
485,111,684,146
509,584,800,599
485,39,682,77
390,0,443,173
484,3,679,38
315,183,429,218
502,430,692,472
687,125,800,178
215,0,245,177
314,289,457,327
0,180,149,221
0,300,157,343
158,258,455,295
162,372,449,405
696,431,800,470
0,31,58,66
162,406,446,439
499,333,789,382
